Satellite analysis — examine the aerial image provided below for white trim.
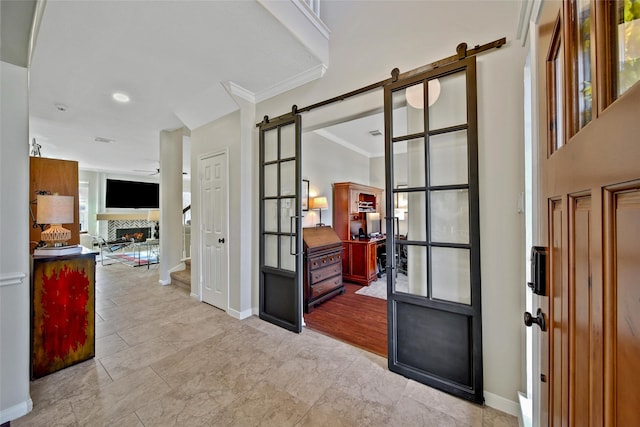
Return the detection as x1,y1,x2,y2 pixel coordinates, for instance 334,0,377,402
0,398,33,424
255,64,327,103
252,306,259,316
228,307,253,320
158,279,171,285
292,0,330,39
517,0,544,46
226,82,256,104
227,64,327,105
313,128,376,158
484,391,520,417
0,272,27,287
518,391,532,427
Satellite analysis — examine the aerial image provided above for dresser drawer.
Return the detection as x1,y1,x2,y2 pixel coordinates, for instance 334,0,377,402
309,251,342,270
311,275,343,299
310,263,341,283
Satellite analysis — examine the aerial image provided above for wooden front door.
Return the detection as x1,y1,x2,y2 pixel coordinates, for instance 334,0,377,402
534,1,640,424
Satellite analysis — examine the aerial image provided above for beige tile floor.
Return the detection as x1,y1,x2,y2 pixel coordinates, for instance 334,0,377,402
14,263,519,427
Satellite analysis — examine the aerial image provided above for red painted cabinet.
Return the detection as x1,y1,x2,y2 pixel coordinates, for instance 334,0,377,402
31,252,96,379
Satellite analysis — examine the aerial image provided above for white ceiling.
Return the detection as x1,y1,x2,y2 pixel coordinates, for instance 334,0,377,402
28,0,324,176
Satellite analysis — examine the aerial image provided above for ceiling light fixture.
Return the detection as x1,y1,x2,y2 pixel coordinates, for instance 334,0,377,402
112,92,130,103
405,79,441,109
369,130,382,136
54,103,68,112
94,137,114,144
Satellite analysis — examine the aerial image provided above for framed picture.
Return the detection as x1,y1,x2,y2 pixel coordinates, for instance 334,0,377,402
302,179,310,211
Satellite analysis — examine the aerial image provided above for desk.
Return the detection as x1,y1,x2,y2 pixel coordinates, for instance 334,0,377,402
341,236,385,286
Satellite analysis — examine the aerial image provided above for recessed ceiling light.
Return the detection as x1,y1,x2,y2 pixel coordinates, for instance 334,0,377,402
55,103,68,112
112,92,130,103
369,130,382,136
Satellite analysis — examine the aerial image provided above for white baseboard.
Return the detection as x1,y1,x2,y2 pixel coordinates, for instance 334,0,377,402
517,391,532,427
1,398,33,424
158,279,171,285
228,307,252,320
484,391,519,417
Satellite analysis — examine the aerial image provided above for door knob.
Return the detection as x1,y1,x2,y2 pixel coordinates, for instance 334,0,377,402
524,308,546,331
218,238,225,244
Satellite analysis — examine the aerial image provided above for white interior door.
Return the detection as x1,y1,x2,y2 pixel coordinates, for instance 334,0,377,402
200,151,228,310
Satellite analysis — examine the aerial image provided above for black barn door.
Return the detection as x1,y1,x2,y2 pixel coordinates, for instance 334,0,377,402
384,57,483,403
258,115,303,332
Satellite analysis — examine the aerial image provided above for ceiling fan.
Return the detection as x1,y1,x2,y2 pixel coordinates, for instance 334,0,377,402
133,168,187,176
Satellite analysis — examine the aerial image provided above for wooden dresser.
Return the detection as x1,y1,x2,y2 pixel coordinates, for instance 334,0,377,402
302,226,344,312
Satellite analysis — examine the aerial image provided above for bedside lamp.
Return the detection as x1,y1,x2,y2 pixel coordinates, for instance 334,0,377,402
147,209,160,239
37,194,74,247
311,196,328,226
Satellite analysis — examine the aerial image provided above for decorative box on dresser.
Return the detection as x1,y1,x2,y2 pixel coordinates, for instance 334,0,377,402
302,226,344,312
332,182,384,286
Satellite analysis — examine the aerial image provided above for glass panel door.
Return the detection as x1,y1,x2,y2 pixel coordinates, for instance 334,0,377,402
259,115,302,333
385,56,483,404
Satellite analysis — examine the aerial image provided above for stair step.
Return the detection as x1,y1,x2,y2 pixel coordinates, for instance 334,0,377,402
170,268,191,290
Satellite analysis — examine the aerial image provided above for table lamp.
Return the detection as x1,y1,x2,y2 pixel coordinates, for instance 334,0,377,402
37,194,74,247
311,196,328,226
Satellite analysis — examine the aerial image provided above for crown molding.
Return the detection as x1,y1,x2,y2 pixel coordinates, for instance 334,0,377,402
227,81,256,104
255,64,327,103
314,128,378,158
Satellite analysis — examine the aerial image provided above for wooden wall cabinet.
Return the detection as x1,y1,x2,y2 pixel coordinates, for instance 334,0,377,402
332,182,383,240
302,227,344,312
333,182,384,286
30,157,80,251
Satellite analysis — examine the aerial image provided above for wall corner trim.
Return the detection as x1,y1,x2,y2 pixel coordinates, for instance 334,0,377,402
228,307,253,320
484,391,520,417
0,398,33,424
0,272,27,287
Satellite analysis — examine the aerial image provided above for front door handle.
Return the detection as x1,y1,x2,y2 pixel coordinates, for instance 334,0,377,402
524,308,546,331
218,238,225,244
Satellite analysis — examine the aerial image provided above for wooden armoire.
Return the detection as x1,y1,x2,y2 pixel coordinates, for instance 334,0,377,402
332,182,383,286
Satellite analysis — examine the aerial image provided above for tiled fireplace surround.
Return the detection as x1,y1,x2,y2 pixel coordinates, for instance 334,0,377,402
107,219,155,241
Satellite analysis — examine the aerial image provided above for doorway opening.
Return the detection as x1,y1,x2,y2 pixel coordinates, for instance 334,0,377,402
300,89,389,357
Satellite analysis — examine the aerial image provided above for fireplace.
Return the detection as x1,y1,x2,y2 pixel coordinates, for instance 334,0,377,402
115,227,151,242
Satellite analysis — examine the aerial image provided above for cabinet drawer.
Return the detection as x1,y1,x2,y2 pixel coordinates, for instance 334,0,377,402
311,276,343,299
310,263,341,283
309,252,341,270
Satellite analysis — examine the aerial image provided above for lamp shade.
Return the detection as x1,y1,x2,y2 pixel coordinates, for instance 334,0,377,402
37,195,74,224
147,209,160,222
405,79,441,109
311,196,328,210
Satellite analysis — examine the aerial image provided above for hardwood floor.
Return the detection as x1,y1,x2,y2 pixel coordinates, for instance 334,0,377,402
304,282,388,358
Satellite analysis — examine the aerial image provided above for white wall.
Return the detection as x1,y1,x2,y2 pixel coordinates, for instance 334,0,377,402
301,131,370,228
257,1,526,413
190,111,243,312
0,61,32,423
190,0,526,413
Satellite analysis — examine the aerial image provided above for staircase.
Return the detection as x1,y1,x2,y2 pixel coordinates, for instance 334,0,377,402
170,258,191,290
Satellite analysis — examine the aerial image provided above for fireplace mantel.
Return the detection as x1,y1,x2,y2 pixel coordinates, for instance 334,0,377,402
96,212,150,221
